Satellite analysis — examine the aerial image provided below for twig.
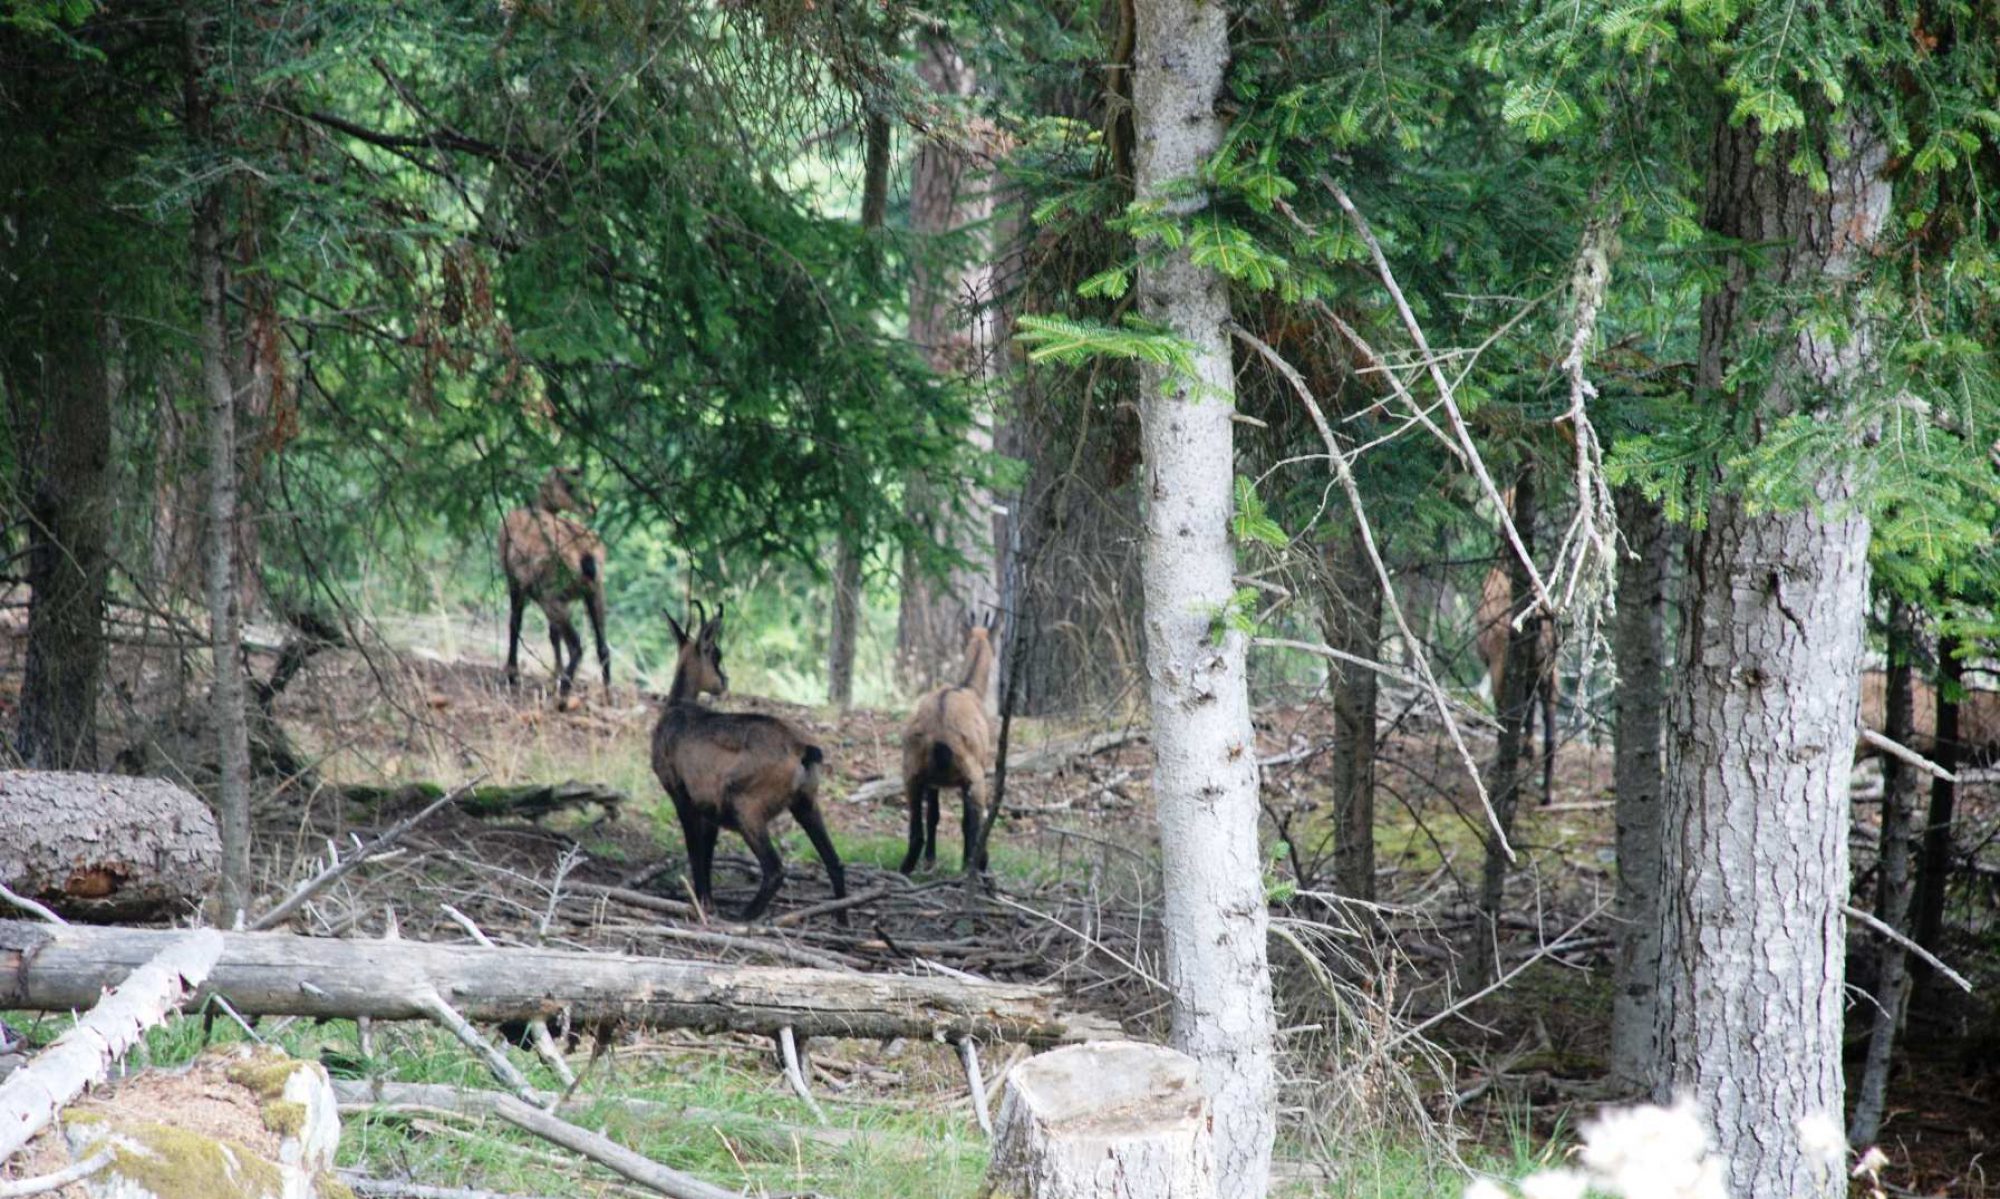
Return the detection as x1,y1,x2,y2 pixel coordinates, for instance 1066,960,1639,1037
0,885,66,927
439,904,577,1092
1858,728,1957,783
772,885,894,928
339,1177,565,1199
250,781,475,931
958,1037,992,1138
776,1027,827,1125
414,987,540,1105
1842,903,1973,994
1380,901,1608,1055
0,1149,114,1197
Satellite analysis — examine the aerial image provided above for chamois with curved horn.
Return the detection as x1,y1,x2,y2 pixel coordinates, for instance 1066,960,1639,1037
651,602,847,920
899,611,999,875
499,467,610,697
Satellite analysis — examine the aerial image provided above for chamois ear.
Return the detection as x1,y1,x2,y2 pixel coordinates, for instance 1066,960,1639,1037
665,610,690,646
707,602,725,641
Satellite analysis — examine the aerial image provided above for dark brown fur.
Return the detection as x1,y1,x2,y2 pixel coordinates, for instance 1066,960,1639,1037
501,467,609,696
899,615,998,875
650,603,846,921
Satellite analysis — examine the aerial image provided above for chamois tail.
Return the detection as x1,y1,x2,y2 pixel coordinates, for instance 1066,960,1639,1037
580,552,599,582
929,741,955,779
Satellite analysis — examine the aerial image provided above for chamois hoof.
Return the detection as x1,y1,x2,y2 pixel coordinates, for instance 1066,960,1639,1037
556,694,585,714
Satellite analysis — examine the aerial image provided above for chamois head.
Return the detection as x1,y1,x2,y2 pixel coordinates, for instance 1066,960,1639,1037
958,609,1000,693
538,467,597,517
666,601,728,701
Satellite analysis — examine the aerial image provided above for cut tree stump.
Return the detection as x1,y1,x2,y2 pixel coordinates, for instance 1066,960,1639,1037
0,772,220,922
982,1041,1213,1199
0,920,1119,1046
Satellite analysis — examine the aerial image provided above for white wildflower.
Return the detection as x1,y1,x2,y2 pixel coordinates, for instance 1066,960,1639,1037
1578,1096,1724,1199
1464,1178,1514,1199
1518,1168,1590,1199
1796,1112,1847,1165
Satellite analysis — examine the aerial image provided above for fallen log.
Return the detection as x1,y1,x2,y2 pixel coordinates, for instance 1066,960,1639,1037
842,729,1141,807
0,772,220,922
0,920,1119,1046
338,781,626,821
0,928,223,1161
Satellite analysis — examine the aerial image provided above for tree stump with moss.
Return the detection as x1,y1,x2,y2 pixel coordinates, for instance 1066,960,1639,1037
981,1041,1214,1199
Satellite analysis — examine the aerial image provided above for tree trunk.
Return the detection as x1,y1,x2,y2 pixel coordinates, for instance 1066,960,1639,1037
982,1042,1214,1199
188,17,254,927
897,33,1002,696
1655,113,1888,1199
825,113,893,710
1849,600,1923,1145
1608,484,1668,1092
0,771,221,922
1131,0,1276,1191
9,325,112,772
1911,638,1962,994
1473,470,1541,990
0,919,1119,1046
1318,521,1379,903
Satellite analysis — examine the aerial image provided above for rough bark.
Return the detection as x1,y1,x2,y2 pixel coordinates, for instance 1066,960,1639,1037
1609,484,1668,1092
0,929,223,1161
1911,640,1962,993
982,1041,1214,1199
1655,113,1888,1199
1318,522,1379,903
0,919,1120,1045
0,772,221,922
1473,471,1542,990
898,33,1002,695
189,23,255,925
1131,0,1277,1190
1849,601,1923,1145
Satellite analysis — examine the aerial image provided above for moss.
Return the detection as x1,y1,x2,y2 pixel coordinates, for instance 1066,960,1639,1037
76,1119,286,1199
316,1170,357,1199
224,1047,301,1101
260,1099,308,1139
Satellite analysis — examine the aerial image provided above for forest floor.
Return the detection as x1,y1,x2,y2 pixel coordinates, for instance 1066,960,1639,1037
4,618,1998,1197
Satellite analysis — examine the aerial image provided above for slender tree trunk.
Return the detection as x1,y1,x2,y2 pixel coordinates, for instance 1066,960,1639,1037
897,34,1001,695
1473,470,1542,991
10,324,112,772
826,113,893,710
1849,600,1923,1145
1132,0,1275,1190
1609,484,1668,1092
1912,639,1962,993
1319,521,1379,903
189,17,254,925
1655,113,1888,1199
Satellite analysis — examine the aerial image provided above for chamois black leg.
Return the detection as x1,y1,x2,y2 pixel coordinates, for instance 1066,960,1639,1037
586,587,611,688
682,805,720,919
738,820,787,922
547,621,570,696
560,622,585,694
899,784,927,876
1539,675,1557,806
792,795,848,923
960,784,985,875
923,787,941,868
504,584,527,689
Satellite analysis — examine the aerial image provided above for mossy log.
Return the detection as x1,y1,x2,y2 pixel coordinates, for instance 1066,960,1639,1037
0,920,1120,1046
336,780,624,820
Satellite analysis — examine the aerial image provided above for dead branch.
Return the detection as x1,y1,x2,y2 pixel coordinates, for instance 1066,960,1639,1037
251,782,473,931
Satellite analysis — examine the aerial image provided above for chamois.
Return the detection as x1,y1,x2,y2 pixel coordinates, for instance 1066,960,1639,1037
651,602,846,921
899,613,999,875
1476,564,1557,805
500,467,610,697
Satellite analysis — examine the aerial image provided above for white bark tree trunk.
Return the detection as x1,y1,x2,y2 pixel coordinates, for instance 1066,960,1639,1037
982,1042,1214,1199
1609,485,1668,1092
1131,1,1276,1193
1657,113,1889,1199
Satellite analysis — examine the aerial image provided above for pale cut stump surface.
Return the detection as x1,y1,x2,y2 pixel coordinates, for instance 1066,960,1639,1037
983,1041,1214,1199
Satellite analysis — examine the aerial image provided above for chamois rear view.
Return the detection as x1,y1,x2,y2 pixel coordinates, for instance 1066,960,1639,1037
500,467,610,697
900,612,999,875
651,602,846,920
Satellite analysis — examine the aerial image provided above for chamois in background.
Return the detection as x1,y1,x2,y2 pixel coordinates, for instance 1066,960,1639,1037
651,602,847,921
899,613,999,875
499,467,609,698
1476,564,1557,806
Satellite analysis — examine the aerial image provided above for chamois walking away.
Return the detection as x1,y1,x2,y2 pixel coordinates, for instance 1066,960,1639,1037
1476,564,1557,805
651,602,846,921
900,613,999,875
500,467,610,697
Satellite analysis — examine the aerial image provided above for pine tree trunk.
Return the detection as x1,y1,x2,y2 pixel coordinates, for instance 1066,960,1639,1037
1132,0,1275,1190
1656,113,1888,1199
897,33,1001,695
1609,484,1668,1092
826,112,893,710
1319,522,1379,903
1911,640,1962,994
1849,600,1923,1145
10,322,112,772
189,17,254,926
1473,470,1541,990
